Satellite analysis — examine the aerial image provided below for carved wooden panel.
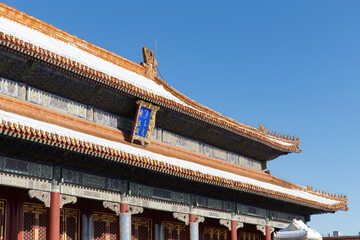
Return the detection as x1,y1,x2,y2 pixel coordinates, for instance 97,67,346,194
204,227,227,240
237,204,268,218
163,221,186,240
129,182,190,205
0,156,53,180
93,212,118,240
0,75,134,131
131,217,152,240
0,200,6,240
62,168,122,191
59,208,79,240
23,203,47,240
196,196,235,212
238,232,262,240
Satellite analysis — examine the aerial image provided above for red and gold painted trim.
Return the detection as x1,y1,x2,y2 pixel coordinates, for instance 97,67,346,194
0,3,300,153
0,112,347,212
0,94,311,190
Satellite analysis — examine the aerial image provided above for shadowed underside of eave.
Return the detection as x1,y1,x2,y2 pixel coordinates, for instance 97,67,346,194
0,123,346,214
0,42,293,161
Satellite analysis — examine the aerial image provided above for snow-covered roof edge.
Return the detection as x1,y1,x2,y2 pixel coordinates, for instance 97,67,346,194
0,3,300,154
0,103,348,212
274,219,323,240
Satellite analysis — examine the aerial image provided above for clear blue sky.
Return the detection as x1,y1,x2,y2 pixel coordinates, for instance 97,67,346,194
3,0,360,235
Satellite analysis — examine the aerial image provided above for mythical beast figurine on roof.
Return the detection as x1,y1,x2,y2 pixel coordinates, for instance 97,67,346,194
140,47,157,78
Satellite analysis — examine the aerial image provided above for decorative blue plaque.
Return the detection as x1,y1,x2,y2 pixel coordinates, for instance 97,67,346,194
134,107,151,137
131,100,160,147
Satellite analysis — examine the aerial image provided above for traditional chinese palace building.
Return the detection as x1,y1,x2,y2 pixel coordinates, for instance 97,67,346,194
0,3,348,240
324,235,360,240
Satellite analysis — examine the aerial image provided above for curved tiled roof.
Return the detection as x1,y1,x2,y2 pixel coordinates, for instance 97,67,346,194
0,3,300,153
0,107,347,212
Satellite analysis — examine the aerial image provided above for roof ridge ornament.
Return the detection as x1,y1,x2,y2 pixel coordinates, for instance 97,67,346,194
259,125,300,143
140,47,157,78
258,124,267,134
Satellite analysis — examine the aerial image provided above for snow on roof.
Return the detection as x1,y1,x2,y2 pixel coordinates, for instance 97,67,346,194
274,219,323,240
264,135,294,146
0,6,305,157
0,108,341,207
0,16,187,106
0,8,301,153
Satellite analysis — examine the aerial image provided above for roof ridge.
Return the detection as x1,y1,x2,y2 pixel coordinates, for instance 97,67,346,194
0,2,300,153
0,3,150,79
0,29,299,153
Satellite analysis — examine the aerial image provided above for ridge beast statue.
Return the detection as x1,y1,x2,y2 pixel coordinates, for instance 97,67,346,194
140,47,157,78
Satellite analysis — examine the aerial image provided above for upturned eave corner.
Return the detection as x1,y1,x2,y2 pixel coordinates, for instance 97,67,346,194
301,185,349,212
257,124,301,153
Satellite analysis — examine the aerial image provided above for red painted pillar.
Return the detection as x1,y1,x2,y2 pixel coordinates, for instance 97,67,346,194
49,182,60,240
189,213,198,240
266,225,271,240
231,220,237,240
120,203,128,213
189,213,196,223
119,201,131,240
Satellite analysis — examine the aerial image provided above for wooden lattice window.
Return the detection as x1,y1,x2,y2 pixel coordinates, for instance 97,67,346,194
0,200,6,240
59,208,79,240
132,217,152,240
238,232,262,240
163,221,186,240
204,227,227,240
23,203,47,240
93,212,118,240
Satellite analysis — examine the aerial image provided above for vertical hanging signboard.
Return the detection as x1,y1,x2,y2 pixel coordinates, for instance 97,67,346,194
131,100,160,147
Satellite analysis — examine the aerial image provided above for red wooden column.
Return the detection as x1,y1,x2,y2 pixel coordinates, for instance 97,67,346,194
189,213,196,223
119,199,131,240
189,213,200,240
49,182,60,240
120,202,129,213
265,225,271,240
227,215,243,240
231,220,237,240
